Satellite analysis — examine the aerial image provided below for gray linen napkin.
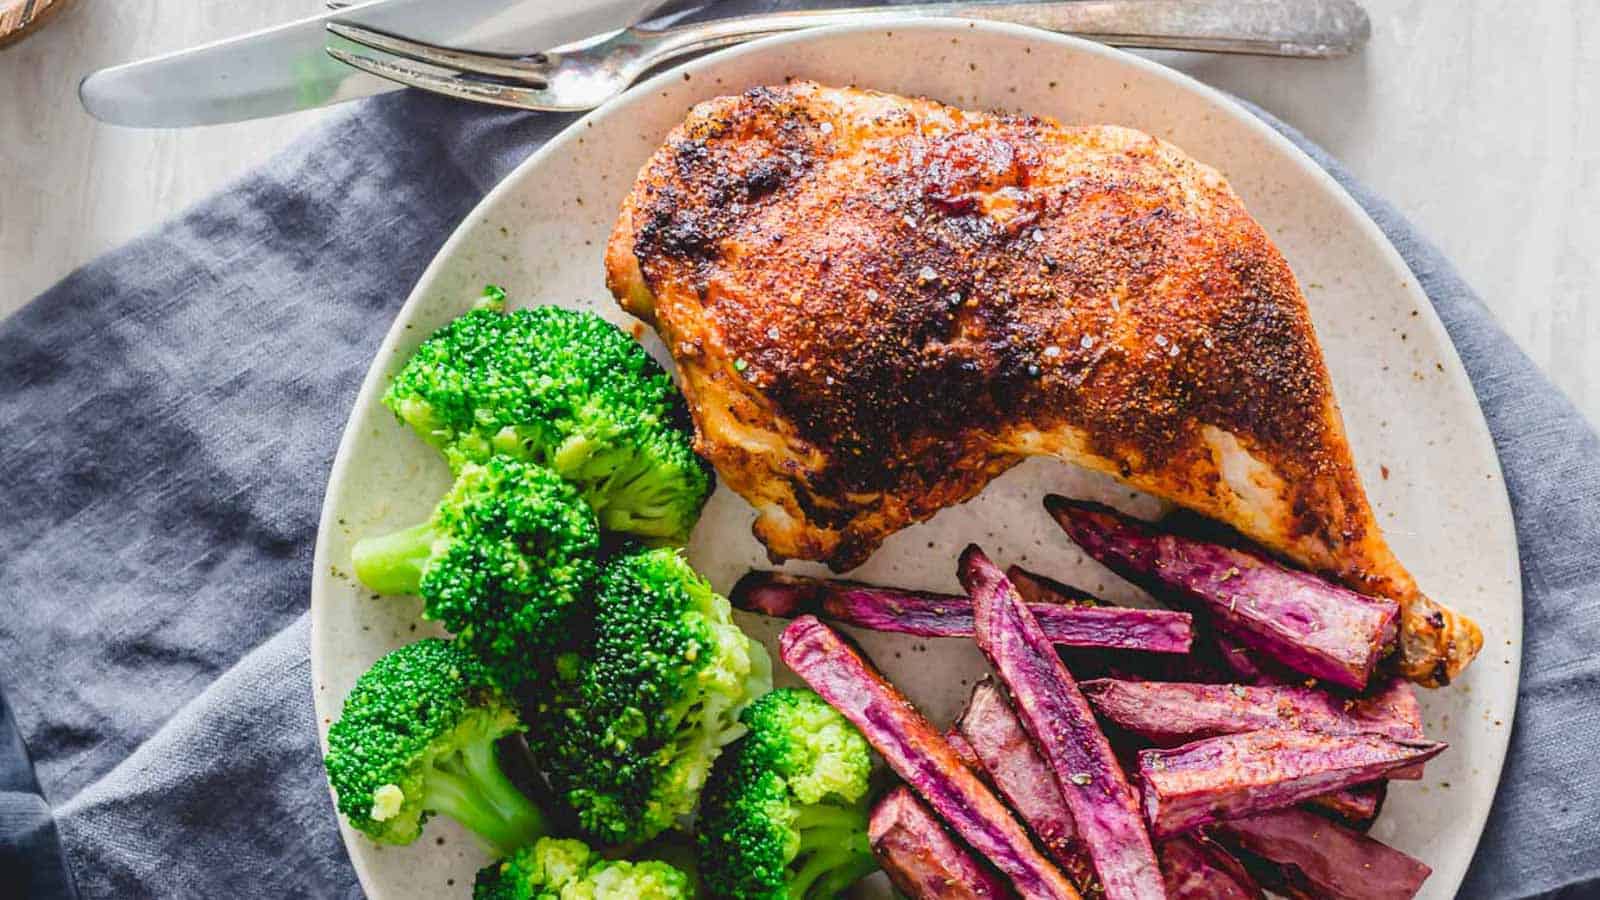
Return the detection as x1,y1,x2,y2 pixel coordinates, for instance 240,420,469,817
1,84,1595,900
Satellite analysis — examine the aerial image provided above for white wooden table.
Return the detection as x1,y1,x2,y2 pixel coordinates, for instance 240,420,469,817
2,1,1596,424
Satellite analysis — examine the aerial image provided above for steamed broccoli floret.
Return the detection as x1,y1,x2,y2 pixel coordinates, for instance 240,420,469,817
324,639,548,853
383,295,712,543
474,837,693,900
350,457,599,685
529,546,772,846
696,689,877,899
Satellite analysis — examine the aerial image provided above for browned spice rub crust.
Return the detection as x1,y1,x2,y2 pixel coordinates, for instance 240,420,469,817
606,82,1482,686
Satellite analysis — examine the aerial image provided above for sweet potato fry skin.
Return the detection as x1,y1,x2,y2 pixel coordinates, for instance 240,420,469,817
1212,807,1432,900
735,571,1192,653
871,786,1018,900
779,616,1081,900
1079,679,1425,747
958,681,1099,892
1138,730,1445,837
961,547,1165,900
1158,835,1265,900
1046,498,1398,689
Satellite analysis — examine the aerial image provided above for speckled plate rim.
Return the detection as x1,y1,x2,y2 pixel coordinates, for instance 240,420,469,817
311,19,1522,899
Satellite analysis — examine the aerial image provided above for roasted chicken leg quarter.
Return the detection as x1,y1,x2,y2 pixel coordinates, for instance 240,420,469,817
605,82,1482,686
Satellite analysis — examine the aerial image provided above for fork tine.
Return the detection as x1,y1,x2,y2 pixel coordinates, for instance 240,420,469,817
327,22,554,86
325,46,587,112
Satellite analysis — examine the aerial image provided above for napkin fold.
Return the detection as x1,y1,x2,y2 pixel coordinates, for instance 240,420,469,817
0,80,1595,900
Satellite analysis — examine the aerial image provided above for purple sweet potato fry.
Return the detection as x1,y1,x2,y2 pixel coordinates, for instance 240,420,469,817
1138,730,1445,838
1158,834,1265,900
958,681,1098,892
1081,675,1395,832
1044,498,1399,689
1079,679,1426,746
779,616,1082,900
1081,678,1425,784
1213,807,1432,900
961,546,1165,900
870,786,1018,900
736,571,1192,654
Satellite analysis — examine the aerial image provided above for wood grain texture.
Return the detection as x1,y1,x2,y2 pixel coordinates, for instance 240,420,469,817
0,0,1595,426
0,0,74,47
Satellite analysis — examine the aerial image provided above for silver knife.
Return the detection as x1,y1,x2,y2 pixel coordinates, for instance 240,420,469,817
79,0,677,127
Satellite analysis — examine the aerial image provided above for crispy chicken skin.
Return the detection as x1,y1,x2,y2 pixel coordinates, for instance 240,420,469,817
605,82,1481,685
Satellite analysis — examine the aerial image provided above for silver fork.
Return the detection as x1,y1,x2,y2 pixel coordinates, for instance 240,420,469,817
326,0,1369,113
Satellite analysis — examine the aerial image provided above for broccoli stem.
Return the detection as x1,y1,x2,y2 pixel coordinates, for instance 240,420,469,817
791,842,878,900
549,436,690,541
351,522,436,595
597,462,690,539
424,739,549,854
789,805,874,899
793,803,868,833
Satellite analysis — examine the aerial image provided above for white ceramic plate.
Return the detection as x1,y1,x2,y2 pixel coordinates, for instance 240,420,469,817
311,20,1521,900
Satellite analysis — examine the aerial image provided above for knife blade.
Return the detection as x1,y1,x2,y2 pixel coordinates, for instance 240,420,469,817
79,0,676,128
